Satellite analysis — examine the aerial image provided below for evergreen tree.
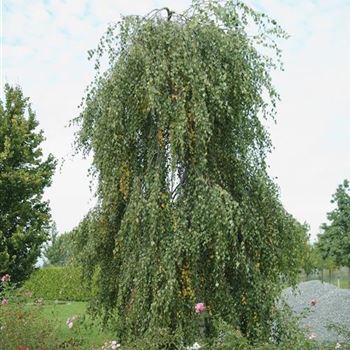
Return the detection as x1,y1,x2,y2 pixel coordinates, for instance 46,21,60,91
0,84,56,283
318,179,350,268
75,1,307,343
43,223,76,266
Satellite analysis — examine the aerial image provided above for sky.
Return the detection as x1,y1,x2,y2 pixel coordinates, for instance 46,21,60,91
1,0,349,241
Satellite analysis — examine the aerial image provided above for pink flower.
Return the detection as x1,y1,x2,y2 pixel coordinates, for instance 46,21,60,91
1,298,8,305
310,299,316,306
111,341,121,349
308,333,316,340
35,298,44,305
1,274,10,283
101,341,121,350
195,302,206,314
66,315,78,329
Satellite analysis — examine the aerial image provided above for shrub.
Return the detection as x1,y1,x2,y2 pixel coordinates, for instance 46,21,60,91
22,266,90,301
0,301,59,350
0,273,59,350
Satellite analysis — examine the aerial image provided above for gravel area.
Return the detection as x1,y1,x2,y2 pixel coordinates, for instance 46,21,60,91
282,280,350,342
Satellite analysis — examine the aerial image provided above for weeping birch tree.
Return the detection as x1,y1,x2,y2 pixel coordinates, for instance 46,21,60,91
75,0,306,344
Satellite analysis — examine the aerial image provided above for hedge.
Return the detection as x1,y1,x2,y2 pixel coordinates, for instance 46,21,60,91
22,266,91,301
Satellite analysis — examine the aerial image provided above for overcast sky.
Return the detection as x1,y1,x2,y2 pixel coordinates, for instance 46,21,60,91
1,0,349,241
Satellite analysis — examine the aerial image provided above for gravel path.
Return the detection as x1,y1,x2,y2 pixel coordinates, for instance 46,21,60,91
282,280,350,342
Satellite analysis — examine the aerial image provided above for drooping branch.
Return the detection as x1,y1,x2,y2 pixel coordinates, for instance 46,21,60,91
164,7,175,21
143,7,175,21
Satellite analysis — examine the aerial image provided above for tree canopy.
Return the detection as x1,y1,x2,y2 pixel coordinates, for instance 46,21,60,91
75,0,307,344
318,179,350,268
43,224,76,266
0,84,56,283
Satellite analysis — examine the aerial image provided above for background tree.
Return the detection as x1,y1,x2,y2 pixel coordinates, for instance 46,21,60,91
301,242,338,283
0,84,56,283
43,223,76,266
317,179,350,268
301,241,321,277
75,1,307,344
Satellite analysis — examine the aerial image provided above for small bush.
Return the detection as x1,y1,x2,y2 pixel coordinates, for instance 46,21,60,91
0,274,59,349
22,266,91,301
0,301,60,349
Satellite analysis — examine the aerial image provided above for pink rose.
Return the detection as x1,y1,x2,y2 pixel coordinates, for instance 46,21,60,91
1,274,10,283
195,302,206,314
111,341,121,349
310,299,316,306
308,333,316,340
66,315,78,328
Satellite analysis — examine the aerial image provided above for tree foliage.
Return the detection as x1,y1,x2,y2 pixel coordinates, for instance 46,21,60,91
23,266,91,301
75,1,307,344
0,84,56,283
43,223,76,266
318,179,350,268
300,238,319,276
300,240,337,276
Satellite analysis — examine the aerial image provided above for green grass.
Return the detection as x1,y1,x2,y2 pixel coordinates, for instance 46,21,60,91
331,278,350,289
41,301,87,323
300,276,350,289
36,301,116,349
316,278,350,289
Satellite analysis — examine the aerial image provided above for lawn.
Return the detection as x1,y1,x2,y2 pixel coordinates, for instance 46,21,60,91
34,301,116,349
300,275,350,289
331,279,350,289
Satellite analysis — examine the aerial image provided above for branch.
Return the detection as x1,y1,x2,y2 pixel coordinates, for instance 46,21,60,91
164,7,175,21
171,168,188,200
143,7,175,21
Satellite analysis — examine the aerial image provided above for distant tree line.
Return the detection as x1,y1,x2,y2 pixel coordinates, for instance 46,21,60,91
302,179,350,279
